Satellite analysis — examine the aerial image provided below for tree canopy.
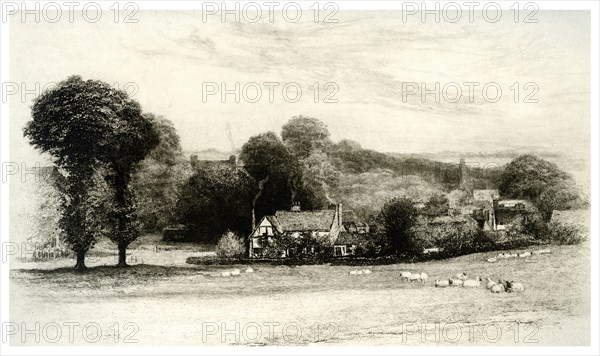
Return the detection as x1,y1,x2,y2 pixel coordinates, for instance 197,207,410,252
282,115,331,160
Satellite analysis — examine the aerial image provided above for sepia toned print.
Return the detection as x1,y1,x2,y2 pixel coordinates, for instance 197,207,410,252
1,2,595,351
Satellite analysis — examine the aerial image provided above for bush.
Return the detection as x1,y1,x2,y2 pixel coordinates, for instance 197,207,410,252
215,231,246,260
431,221,479,257
547,221,583,245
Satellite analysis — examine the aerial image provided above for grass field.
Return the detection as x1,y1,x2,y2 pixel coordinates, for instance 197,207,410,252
8,237,590,346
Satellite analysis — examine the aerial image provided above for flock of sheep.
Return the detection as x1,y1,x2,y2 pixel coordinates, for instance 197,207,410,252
486,248,552,263
349,269,372,275
216,249,548,289
220,267,254,277
400,271,428,283
434,272,524,293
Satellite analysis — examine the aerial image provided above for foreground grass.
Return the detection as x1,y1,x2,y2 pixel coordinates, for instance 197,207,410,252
9,243,590,346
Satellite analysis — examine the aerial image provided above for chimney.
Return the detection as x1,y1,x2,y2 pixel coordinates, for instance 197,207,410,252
190,155,199,169
291,202,301,212
337,203,343,228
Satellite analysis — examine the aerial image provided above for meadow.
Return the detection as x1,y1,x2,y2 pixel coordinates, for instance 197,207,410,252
8,236,590,346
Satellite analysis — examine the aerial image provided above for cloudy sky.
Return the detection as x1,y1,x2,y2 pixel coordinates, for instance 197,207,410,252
9,10,590,163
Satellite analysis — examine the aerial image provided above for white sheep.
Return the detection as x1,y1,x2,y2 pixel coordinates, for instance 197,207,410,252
518,252,531,258
408,273,420,282
231,268,241,276
349,270,358,275
419,272,428,283
486,278,497,290
221,271,232,277
487,257,498,263
490,283,505,293
455,272,468,280
463,277,482,288
507,281,524,293
245,267,254,273
400,271,412,280
363,269,372,274
449,278,463,287
435,279,450,288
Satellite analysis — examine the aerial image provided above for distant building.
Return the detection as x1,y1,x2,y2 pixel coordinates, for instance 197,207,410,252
190,153,243,170
341,210,370,234
493,199,536,230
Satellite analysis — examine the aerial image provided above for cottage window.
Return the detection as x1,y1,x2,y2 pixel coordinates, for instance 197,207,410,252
259,226,273,236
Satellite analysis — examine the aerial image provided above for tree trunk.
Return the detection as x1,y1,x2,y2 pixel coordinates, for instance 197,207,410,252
74,250,87,271
117,243,128,267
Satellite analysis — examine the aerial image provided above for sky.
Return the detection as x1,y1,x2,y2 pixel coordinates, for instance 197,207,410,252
9,10,591,164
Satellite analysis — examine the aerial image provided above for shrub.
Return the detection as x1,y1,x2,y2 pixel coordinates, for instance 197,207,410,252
547,221,583,245
215,231,246,260
522,214,549,240
431,221,479,257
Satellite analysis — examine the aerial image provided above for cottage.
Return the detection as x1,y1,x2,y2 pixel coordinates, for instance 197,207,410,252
248,204,343,258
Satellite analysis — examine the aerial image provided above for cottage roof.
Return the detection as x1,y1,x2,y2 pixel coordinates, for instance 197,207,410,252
274,210,336,232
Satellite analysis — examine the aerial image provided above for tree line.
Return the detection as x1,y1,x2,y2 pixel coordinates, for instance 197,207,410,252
27,76,586,269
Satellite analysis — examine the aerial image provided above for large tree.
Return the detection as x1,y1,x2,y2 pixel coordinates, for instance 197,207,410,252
176,165,254,242
377,197,418,255
102,109,159,267
24,76,159,269
499,155,584,220
240,132,301,226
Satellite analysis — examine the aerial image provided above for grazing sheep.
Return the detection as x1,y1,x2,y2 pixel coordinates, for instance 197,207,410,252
363,269,372,274
509,253,518,258
221,271,232,277
497,279,509,290
463,277,482,288
506,281,524,293
486,278,497,290
408,273,420,282
449,278,463,287
533,249,551,255
356,270,364,275
435,279,450,288
245,267,254,273
455,272,468,280
419,272,428,283
349,270,358,275
518,252,531,258
400,271,412,280
231,269,241,276
498,252,511,259
487,257,498,263
490,283,505,293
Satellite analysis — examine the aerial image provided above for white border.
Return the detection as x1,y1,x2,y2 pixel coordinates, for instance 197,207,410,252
1,1,598,355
